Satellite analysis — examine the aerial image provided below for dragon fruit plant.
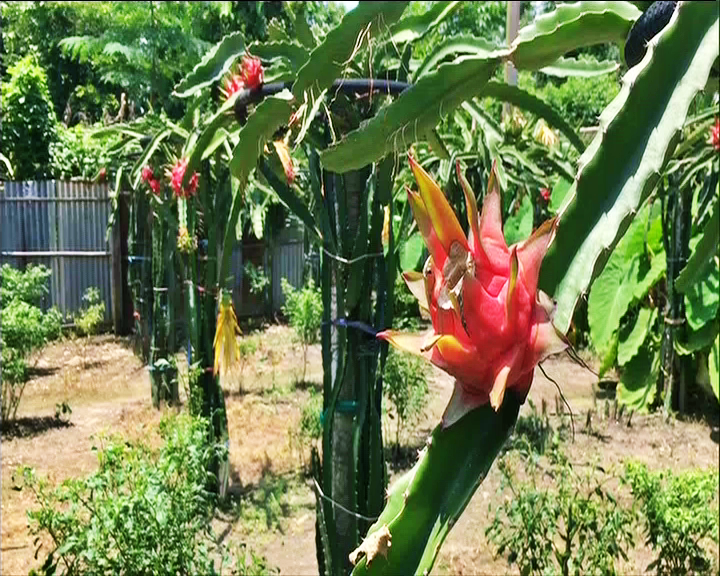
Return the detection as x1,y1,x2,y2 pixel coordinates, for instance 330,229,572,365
140,0,717,569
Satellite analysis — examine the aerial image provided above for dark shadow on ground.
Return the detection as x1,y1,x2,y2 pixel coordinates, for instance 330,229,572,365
1,416,73,440
26,365,60,378
238,317,272,336
678,387,720,445
594,380,617,400
293,379,322,393
216,457,301,545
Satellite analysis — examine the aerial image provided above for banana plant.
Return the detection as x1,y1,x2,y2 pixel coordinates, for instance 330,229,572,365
587,102,719,412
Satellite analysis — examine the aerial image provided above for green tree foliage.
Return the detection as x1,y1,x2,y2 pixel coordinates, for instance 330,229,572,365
49,124,120,180
0,1,292,122
0,54,57,180
529,72,621,129
0,1,109,120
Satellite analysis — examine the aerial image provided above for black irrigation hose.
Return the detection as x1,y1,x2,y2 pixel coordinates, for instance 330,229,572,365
233,78,412,124
624,1,678,68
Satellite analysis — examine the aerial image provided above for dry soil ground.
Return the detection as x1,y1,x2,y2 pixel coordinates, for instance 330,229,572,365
1,326,718,575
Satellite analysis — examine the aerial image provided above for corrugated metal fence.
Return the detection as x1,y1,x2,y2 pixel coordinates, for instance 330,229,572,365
0,180,113,322
1,180,307,326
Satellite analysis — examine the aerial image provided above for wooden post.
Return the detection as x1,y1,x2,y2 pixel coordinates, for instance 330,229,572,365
110,186,123,335
504,1,521,120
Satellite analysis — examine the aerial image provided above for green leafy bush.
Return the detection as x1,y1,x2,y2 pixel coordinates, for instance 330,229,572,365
1,264,62,421
1,263,54,307
0,53,57,180
281,277,322,382
624,462,720,575
487,453,635,576
20,412,272,575
289,390,323,473
244,261,271,297
74,286,105,336
383,349,429,453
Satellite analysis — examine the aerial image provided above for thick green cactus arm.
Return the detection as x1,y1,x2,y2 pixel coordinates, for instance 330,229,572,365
291,1,409,99
173,31,245,98
218,92,294,289
539,0,719,333
510,1,640,70
320,1,640,172
351,395,520,575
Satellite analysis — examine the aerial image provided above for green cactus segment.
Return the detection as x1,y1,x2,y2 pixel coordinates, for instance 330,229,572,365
173,31,246,98
511,1,640,70
181,94,237,189
292,1,409,99
388,1,460,45
539,55,620,78
320,2,642,173
352,394,520,576
219,92,293,289
247,40,310,71
413,36,502,81
132,128,172,188
540,1,720,334
320,55,500,172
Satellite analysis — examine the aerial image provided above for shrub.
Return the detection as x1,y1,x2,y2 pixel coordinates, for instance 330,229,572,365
1,264,62,421
20,412,272,575
289,390,323,473
1,262,53,307
281,277,322,382
383,349,429,453
237,337,258,393
74,286,105,336
0,53,57,180
487,453,635,576
244,261,270,297
624,462,720,575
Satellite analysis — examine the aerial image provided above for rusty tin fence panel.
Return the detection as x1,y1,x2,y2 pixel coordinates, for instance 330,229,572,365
0,180,113,323
1,180,308,327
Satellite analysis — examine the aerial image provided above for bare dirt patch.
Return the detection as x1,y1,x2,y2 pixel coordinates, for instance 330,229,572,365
2,328,718,575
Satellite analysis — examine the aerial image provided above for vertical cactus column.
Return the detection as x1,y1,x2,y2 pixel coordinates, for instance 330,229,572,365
178,159,230,496
128,186,152,362
313,146,397,575
149,199,178,408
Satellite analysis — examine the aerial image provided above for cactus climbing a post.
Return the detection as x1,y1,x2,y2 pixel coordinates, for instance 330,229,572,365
147,173,179,408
